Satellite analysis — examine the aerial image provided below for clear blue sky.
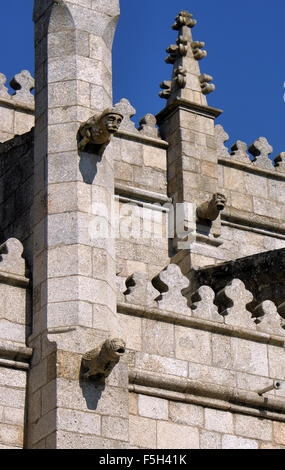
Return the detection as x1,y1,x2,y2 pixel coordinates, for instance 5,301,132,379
1,1,285,156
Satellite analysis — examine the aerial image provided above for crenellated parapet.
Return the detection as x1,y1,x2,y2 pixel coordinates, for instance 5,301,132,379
215,123,285,174
159,10,215,105
117,262,285,339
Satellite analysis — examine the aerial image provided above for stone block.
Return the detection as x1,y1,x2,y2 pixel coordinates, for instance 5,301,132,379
129,415,156,448
200,430,222,449
234,414,272,441
129,393,138,415
205,408,233,434
135,352,188,378
169,402,204,427
157,421,199,449
138,395,168,420
222,434,258,449
0,424,23,448
268,345,285,380
143,146,167,171
142,319,175,357
58,408,101,436
119,314,142,351
273,422,285,445
175,326,211,364
102,416,129,442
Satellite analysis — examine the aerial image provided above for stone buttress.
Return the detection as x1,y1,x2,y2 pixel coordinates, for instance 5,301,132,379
27,0,129,449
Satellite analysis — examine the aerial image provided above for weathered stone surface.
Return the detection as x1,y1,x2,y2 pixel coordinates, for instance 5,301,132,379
216,279,255,329
191,286,223,322
124,271,159,307
249,137,274,170
153,264,191,315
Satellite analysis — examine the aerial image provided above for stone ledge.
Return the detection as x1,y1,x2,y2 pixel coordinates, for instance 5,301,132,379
0,339,33,365
117,302,285,347
0,96,35,114
0,271,30,288
129,370,285,421
115,129,169,149
156,97,222,125
115,183,171,205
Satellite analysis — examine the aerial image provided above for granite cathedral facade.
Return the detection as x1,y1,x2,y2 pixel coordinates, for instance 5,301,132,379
0,1,285,449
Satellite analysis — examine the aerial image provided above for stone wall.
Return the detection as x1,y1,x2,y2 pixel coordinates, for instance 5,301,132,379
0,238,32,449
0,71,35,142
0,3,285,450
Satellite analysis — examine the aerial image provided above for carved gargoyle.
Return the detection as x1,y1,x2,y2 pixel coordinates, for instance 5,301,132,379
196,193,227,222
81,338,126,382
78,108,123,154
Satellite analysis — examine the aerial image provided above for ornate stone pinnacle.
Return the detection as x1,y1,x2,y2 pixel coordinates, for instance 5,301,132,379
172,11,197,30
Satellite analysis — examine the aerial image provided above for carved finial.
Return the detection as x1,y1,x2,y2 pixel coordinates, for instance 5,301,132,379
10,70,34,103
0,73,9,98
78,107,123,153
191,41,207,60
230,140,251,163
216,279,255,329
82,338,126,382
215,124,230,158
200,74,215,95
254,301,285,336
113,98,137,133
172,11,197,30
191,286,223,322
153,264,191,315
124,272,160,308
138,114,159,138
248,137,274,170
197,193,227,222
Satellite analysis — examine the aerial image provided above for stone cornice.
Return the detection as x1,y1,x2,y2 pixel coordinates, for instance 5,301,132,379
156,97,222,125
129,370,285,422
117,302,285,347
218,156,285,181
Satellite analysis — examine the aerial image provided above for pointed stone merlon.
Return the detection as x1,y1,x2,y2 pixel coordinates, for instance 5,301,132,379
10,70,35,104
191,41,207,60
138,114,159,138
200,74,215,95
248,137,274,170
215,125,230,158
254,301,285,336
124,272,159,308
0,70,35,104
197,193,227,222
152,264,191,315
82,338,126,382
78,107,123,153
172,11,197,30
0,238,26,278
